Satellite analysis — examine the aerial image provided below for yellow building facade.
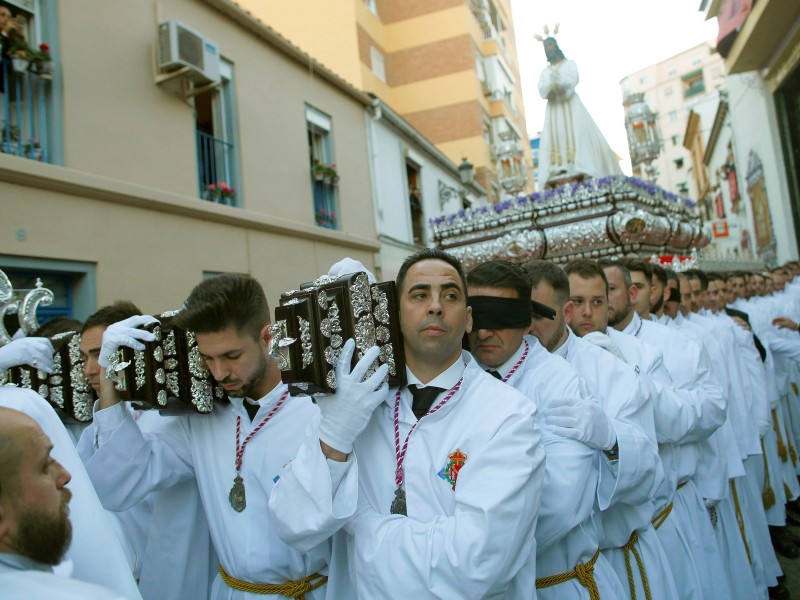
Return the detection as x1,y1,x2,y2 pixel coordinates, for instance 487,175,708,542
238,0,534,201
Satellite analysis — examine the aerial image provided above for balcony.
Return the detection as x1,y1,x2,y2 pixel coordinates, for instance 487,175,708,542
1,59,54,164
196,130,238,206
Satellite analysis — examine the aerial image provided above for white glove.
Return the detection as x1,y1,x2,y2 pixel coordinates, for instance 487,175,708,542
317,339,389,454
582,331,630,364
543,396,616,450
0,337,55,373
328,258,377,284
98,315,159,368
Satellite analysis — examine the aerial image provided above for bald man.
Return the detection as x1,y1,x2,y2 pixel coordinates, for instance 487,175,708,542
0,407,124,599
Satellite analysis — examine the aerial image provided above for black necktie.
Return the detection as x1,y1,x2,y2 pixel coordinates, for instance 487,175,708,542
486,369,502,380
408,385,445,419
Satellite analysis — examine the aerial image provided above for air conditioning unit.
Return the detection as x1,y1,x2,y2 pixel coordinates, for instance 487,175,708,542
157,20,220,86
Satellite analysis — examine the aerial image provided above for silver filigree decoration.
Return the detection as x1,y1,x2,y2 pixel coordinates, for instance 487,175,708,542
354,316,376,350
187,332,205,378
318,291,329,310
19,279,54,336
154,346,163,362
155,368,165,385
38,384,48,399
299,317,313,368
106,350,130,390
166,372,179,397
372,289,390,324
165,358,178,370
164,331,177,356
134,350,146,390
50,386,63,408
157,389,168,406
330,334,343,349
191,378,213,413
324,346,342,365
376,326,390,343
350,274,371,318
380,344,397,376
326,369,336,389
268,320,294,371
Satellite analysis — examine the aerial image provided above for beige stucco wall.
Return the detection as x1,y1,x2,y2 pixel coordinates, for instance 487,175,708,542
0,161,378,313
2,0,379,313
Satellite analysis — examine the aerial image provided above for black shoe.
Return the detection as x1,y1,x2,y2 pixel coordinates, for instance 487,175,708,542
787,507,800,528
769,581,791,600
771,526,800,559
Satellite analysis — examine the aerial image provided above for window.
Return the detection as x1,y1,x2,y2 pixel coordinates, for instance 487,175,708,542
677,182,689,194
667,66,677,77
195,59,240,206
370,47,386,83
682,69,705,98
306,105,338,230
406,163,424,245
691,55,702,66
364,0,378,16
669,111,679,122
0,257,97,324
671,135,680,146
1,1,60,165
674,157,684,169
664,86,673,97
639,75,647,84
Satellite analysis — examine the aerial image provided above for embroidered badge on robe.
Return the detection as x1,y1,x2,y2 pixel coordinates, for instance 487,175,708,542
438,449,467,490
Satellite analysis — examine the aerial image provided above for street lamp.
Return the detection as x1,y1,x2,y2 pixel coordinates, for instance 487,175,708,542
439,157,476,209
624,93,663,183
493,130,527,196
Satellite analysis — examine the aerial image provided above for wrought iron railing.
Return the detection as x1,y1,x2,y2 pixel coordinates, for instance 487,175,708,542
196,129,238,206
312,179,338,229
1,58,53,163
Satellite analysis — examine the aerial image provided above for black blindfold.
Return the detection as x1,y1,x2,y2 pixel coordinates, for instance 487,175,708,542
468,296,555,330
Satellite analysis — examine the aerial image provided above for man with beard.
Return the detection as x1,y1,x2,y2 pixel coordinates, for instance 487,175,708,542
599,260,731,600
82,274,333,599
524,259,674,600
270,249,545,598
0,406,126,599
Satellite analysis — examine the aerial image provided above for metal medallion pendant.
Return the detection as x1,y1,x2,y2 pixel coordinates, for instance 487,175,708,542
389,486,407,516
229,474,246,512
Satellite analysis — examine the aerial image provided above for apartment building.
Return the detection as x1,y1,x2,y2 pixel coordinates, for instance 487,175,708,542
620,41,726,199
236,0,532,203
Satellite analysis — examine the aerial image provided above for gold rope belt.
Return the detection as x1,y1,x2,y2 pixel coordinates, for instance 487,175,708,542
218,564,327,599
761,439,776,509
773,409,788,462
651,503,673,530
622,531,652,600
535,548,601,600
731,480,752,564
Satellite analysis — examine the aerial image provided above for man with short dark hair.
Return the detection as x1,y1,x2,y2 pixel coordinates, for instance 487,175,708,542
601,260,730,600
271,249,545,598
526,259,674,600
81,274,333,599
467,260,626,599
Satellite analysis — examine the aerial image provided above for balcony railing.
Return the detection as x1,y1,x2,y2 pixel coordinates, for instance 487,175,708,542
196,130,238,206
1,58,53,163
312,179,338,229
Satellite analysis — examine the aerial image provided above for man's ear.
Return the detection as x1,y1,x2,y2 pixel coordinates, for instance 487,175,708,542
628,284,638,304
259,324,272,349
464,305,473,335
563,300,574,324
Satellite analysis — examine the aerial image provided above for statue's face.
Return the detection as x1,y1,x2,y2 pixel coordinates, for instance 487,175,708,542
544,39,560,63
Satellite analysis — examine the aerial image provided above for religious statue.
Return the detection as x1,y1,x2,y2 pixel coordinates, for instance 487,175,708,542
536,27,622,189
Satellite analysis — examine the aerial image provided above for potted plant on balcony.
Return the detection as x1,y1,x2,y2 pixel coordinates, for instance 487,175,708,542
30,43,54,79
311,162,327,181
23,138,42,160
204,181,236,204
1,124,20,155
311,162,339,184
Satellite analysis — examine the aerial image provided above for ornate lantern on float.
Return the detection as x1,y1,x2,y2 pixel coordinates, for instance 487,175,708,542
493,130,528,196
624,93,663,183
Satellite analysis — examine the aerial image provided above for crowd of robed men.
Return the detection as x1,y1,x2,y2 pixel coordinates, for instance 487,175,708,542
3,249,800,600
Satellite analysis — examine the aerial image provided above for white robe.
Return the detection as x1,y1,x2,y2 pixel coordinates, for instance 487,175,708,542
82,385,329,600
0,386,142,600
555,330,676,600
270,353,546,599
502,337,626,599
537,58,621,189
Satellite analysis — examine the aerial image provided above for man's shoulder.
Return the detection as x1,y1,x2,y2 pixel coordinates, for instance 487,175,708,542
0,571,126,600
462,361,537,419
